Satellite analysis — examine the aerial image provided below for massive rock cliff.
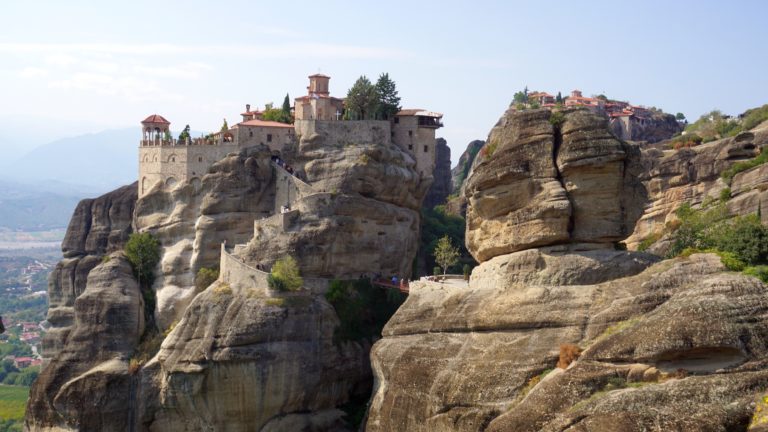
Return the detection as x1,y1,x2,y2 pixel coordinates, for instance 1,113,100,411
29,184,141,431
423,138,452,209
366,108,768,431
609,111,682,143
28,125,426,431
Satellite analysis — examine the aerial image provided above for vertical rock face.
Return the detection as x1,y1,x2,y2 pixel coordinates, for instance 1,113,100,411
609,112,682,143
451,139,484,194
367,105,768,431
144,280,370,431
464,108,644,263
42,183,137,361
27,254,144,431
423,138,452,208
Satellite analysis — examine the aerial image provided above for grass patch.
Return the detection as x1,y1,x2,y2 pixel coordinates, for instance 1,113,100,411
264,298,285,307
517,368,553,401
0,385,29,424
637,233,662,252
212,283,233,298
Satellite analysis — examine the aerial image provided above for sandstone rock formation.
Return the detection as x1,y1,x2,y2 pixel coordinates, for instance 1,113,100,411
28,123,426,431
625,126,768,251
609,111,682,143
143,280,370,431
27,253,144,431
464,108,644,262
367,106,768,431
446,139,484,217
42,183,137,361
423,138,452,208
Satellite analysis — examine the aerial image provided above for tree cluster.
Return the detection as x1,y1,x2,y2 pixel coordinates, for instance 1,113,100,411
344,73,401,120
268,255,303,291
262,94,293,124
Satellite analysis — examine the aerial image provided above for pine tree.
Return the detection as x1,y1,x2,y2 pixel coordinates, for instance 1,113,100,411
375,73,401,120
344,76,378,120
282,93,291,115
220,118,229,132
556,91,563,104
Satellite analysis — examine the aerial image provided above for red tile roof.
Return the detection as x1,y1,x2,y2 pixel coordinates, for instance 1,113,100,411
309,73,330,78
141,114,170,124
238,119,294,128
241,110,263,116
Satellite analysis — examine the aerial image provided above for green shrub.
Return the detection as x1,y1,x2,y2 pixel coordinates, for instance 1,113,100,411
463,264,471,280
638,233,662,252
742,104,768,131
194,267,219,292
720,188,731,202
744,266,768,283
716,250,747,272
433,266,442,276
548,111,565,127
269,256,303,291
721,148,768,183
124,232,161,289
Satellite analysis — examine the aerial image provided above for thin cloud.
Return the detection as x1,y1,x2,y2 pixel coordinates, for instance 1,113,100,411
133,62,213,79
18,67,49,78
0,42,413,60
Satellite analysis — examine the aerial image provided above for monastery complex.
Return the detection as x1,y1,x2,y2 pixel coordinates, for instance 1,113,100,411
138,74,443,198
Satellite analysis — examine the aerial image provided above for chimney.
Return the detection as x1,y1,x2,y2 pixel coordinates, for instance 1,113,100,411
246,104,251,113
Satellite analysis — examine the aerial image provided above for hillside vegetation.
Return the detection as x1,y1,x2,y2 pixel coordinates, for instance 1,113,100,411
683,104,768,144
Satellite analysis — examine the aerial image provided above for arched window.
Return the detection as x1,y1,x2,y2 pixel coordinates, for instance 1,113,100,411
198,156,203,163
165,177,177,188
141,177,148,194
168,154,178,163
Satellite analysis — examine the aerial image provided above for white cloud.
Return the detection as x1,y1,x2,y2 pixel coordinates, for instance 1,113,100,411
132,62,213,79
18,67,49,78
0,42,413,60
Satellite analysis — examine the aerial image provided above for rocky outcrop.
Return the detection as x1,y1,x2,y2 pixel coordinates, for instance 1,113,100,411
134,146,275,329
27,253,144,431
42,183,137,361
445,140,484,217
143,280,369,431
464,108,644,262
609,111,682,143
423,138,452,208
367,104,768,431
239,123,426,279
625,127,768,251
451,140,484,194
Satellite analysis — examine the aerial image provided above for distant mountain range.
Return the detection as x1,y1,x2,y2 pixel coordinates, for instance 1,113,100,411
0,128,140,230
1,128,138,191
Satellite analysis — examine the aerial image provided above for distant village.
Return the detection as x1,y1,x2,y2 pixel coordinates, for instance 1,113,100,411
515,89,684,142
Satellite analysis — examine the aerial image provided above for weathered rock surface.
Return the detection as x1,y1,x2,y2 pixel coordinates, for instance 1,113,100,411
134,146,275,328
143,281,368,431
464,108,643,262
27,253,144,431
451,140,485,194
609,111,682,143
42,183,137,361
423,138,452,208
367,251,768,431
625,127,768,251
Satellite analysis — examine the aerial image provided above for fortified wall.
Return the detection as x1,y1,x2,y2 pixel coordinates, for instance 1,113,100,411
138,74,443,199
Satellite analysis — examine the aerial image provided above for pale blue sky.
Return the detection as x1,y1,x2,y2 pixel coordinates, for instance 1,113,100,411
1,0,767,165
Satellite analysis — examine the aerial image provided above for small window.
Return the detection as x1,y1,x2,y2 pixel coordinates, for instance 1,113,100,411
198,156,203,162
394,117,399,124
267,134,273,142
408,130,413,137
424,145,428,152
391,131,395,138
249,131,253,137
171,157,176,162
408,144,413,150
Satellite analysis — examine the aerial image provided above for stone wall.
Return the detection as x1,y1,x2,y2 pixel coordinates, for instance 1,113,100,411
392,116,437,178
138,143,238,197
295,119,391,146
219,243,270,294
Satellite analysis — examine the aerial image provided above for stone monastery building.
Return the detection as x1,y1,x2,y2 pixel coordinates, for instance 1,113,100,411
138,74,442,197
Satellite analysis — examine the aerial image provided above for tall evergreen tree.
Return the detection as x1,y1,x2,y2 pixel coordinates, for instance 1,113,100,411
220,118,229,132
282,93,291,114
375,73,401,120
345,75,378,120
556,91,563,104
178,124,191,142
